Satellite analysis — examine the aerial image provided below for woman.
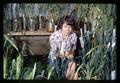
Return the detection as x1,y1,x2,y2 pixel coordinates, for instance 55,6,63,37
48,15,78,80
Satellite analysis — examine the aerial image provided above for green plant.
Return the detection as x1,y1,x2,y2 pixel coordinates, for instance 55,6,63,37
3,34,37,80
3,4,116,80
3,34,19,79
75,4,116,80
23,62,36,80
47,65,54,80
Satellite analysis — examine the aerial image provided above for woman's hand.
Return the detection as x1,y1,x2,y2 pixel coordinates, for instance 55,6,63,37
58,51,74,60
65,51,74,59
64,51,70,57
68,54,74,59
59,54,65,59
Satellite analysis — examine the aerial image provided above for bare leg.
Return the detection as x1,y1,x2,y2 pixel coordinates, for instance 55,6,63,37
64,51,78,80
65,61,76,80
68,62,76,80
65,61,72,79
73,72,79,80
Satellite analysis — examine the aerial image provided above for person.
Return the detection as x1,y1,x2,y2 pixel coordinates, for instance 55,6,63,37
48,15,79,80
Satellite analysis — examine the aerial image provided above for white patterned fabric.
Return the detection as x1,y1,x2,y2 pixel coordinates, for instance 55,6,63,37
49,29,77,62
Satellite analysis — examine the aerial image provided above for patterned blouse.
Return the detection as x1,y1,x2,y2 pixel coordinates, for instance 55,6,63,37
49,29,77,62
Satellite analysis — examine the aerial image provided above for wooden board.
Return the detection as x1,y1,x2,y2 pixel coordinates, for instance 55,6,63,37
7,29,53,36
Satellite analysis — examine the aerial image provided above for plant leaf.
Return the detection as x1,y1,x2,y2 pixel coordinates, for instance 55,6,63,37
4,34,18,51
47,66,54,80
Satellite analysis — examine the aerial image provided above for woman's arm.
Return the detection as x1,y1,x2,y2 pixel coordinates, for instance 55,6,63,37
65,33,77,59
49,33,58,62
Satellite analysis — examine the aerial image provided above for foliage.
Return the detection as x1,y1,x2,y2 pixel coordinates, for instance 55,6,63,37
3,4,116,80
3,34,37,80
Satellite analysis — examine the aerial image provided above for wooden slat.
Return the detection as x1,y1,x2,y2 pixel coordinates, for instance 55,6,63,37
7,29,53,36
6,29,80,36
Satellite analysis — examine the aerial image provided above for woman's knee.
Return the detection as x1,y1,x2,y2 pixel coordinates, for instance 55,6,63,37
69,61,76,67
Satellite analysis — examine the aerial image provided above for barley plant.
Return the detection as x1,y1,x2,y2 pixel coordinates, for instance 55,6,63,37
74,4,116,80
3,34,37,80
3,4,116,80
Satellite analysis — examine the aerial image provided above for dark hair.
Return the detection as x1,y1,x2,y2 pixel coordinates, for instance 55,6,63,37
57,15,76,30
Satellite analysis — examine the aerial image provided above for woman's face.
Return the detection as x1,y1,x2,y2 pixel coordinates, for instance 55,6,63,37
61,22,73,36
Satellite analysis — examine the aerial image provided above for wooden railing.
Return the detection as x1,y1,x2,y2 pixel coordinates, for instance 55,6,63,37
7,29,53,36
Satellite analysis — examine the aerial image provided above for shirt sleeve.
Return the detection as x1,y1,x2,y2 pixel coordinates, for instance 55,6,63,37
70,33,77,51
49,33,57,62
64,33,77,52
